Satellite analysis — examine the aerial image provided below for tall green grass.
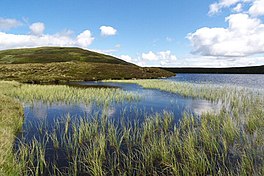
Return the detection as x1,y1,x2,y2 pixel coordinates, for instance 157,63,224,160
0,94,23,175
0,81,138,105
16,108,264,175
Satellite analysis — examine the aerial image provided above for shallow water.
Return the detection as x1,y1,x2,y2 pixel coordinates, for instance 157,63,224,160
14,79,227,173
22,82,220,132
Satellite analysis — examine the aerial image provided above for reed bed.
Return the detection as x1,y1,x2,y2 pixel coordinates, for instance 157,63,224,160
0,80,263,175
16,107,263,175
0,81,138,105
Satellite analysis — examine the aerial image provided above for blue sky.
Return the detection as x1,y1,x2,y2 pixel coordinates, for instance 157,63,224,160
1,0,264,67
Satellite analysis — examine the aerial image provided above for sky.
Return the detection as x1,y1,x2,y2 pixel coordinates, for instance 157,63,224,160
0,0,264,67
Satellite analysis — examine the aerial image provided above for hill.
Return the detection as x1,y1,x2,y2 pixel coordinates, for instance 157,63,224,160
161,65,264,74
0,47,174,83
0,47,130,65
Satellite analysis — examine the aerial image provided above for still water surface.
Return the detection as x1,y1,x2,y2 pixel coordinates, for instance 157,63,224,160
167,74,264,89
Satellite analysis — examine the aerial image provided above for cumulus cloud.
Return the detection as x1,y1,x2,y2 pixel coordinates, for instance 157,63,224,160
208,0,264,16
0,17,22,31
188,13,264,57
30,22,45,36
139,50,177,66
100,26,117,36
142,51,159,61
0,22,94,50
76,30,94,47
248,0,264,16
209,0,241,15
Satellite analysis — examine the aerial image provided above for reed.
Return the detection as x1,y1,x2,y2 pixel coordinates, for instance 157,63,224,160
0,81,138,105
15,105,264,175
0,93,23,176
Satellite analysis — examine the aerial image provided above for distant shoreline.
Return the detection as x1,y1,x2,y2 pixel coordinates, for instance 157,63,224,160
160,65,264,74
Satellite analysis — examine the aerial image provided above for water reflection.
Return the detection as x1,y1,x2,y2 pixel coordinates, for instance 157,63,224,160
22,82,220,132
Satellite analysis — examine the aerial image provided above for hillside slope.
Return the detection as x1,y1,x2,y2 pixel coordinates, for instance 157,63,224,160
0,47,174,83
0,47,130,65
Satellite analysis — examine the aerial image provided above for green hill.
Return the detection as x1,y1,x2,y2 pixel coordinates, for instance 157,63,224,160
0,47,130,65
0,47,174,83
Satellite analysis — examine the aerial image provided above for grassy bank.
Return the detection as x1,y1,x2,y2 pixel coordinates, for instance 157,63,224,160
0,94,23,175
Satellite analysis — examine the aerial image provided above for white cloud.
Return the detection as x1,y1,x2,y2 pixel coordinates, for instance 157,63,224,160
175,55,264,68
208,0,264,16
139,50,177,66
0,25,94,50
76,30,94,47
159,51,177,66
209,0,241,15
100,26,117,36
142,51,159,61
0,17,22,31
30,22,45,36
120,55,133,62
233,3,243,12
248,0,264,16
188,13,264,57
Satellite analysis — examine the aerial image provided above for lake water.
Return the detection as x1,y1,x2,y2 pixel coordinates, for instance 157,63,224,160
166,74,264,89
22,82,220,134
20,74,264,140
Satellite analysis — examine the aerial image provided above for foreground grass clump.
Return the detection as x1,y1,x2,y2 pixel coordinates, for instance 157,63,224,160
17,108,264,175
0,81,137,105
0,94,23,175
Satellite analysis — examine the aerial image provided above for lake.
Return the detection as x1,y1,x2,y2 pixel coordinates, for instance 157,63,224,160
16,74,263,174
166,74,264,89
19,74,264,140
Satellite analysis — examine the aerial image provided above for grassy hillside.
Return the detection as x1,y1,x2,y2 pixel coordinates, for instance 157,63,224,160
0,47,174,83
0,47,130,65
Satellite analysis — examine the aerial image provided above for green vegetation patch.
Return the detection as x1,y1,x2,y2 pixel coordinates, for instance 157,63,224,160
0,83,24,175
1,80,263,175
1,81,138,105
0,47,129,65
0,62,174,83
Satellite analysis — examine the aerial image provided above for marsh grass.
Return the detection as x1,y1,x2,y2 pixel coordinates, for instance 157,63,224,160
0,81,138,105
0,80,263,175
16,108,264,175
0,94,23,175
